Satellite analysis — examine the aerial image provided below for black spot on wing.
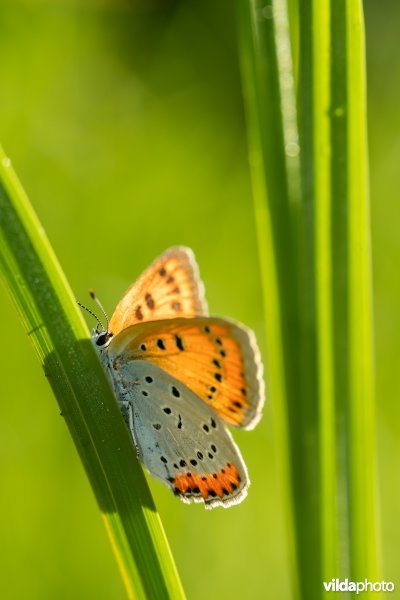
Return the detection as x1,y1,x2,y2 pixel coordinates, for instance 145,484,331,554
171,386,180,398
157,338,166,350
145,293,155,309
174,334,185,351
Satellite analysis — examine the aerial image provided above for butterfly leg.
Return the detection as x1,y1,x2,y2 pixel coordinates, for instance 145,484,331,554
119,400,131,426
119,400,142,459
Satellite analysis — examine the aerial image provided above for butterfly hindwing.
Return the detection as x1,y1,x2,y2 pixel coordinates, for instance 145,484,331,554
108,316,264,430
108,247,208,335
105,359,248,508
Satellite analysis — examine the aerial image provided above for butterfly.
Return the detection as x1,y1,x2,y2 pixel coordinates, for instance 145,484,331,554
91,247,264,509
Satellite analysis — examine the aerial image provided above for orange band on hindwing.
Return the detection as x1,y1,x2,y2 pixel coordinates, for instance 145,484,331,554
172,463,242,501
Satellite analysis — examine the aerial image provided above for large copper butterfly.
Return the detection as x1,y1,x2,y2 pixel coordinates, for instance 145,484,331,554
91,247,264,508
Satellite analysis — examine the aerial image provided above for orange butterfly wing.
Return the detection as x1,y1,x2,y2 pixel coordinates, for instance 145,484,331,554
108,317,264,430
109,247,208,336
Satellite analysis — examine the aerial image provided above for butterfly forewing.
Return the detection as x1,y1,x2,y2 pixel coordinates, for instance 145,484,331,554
108,316,264,430
105,359,249,508
108,247,208,335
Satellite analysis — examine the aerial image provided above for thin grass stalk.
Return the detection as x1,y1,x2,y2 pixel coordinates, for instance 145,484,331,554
312,1,337,583
0,147,185,600
342,0,378,585
296,0,338,584
238,0,302,596
323,0,378,587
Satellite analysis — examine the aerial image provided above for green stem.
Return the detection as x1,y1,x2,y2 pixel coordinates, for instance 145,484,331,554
0,147,185,600
238,0,301,596
342,0,378,584
297,0,338,584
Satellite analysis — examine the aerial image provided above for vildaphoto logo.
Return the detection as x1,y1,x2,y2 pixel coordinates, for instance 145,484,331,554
323,579,395,594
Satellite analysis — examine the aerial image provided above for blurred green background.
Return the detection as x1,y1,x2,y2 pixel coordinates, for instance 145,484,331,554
0,1,398,598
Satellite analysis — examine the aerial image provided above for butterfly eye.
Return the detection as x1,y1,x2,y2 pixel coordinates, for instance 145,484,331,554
96,332,113,346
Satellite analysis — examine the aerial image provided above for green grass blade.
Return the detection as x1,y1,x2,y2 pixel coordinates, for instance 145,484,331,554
296,0,338,585
331,0,378,584
240,0,378,597
0,147,185,600
237,0,301,596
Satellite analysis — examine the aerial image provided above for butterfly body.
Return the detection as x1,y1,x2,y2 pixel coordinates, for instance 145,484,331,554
92,247,264,509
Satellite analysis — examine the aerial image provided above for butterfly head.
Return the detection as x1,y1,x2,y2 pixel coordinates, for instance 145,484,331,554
78,289,114,350
92,323,114,349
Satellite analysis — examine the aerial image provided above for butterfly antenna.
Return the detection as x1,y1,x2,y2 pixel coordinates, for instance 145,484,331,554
77,301,105,330
89,289,110,331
